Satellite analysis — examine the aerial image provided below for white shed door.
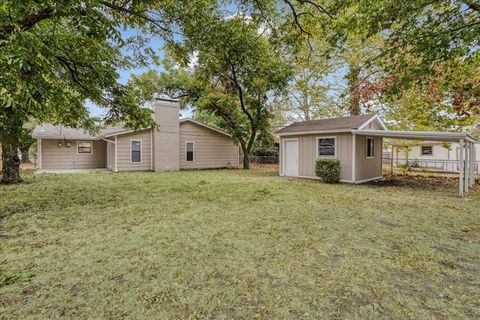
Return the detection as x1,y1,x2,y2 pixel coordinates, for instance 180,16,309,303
284,140,298,176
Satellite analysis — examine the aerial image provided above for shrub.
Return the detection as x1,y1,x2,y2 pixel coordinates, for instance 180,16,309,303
315,159,341,183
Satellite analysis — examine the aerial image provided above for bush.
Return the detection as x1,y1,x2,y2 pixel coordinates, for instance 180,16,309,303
315,159,341,183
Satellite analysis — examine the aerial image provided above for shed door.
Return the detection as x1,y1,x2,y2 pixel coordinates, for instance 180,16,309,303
284,140,298,176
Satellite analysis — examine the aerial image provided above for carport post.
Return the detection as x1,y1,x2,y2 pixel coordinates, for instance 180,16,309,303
470,142,475,187
459,138,464,197
465,142,469,193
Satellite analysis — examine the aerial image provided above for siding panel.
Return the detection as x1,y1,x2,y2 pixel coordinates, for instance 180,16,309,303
179,122,239,169
116,130,152,171
41,139,106,169
355,135,383,181
282,133,353,181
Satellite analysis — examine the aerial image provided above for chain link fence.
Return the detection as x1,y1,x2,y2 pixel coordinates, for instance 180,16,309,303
239,155,279,169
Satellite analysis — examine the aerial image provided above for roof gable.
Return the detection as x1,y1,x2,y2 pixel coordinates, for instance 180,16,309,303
180,118,232,137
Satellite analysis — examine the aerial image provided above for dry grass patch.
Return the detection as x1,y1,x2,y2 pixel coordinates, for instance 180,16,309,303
0,169,479,319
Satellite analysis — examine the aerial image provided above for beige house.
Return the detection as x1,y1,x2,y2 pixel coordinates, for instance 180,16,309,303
32,97,239,172
275,114,388,183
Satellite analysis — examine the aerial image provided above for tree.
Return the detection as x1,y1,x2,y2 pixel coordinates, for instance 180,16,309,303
272,38,339,124
329,0,480,107
132,16,291,169
0,0,202,183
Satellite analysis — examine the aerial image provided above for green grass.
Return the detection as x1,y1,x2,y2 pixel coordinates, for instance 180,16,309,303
0,169,479,319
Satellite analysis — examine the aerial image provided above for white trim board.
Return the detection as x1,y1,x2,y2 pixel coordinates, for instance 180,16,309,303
354,176,384,184
357,114,388,131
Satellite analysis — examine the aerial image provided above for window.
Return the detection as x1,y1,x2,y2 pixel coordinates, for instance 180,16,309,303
77,141,92,154
317,137,336,157
131,140,142,163
421,145,433,156
186,142,194,162
366,137,375,158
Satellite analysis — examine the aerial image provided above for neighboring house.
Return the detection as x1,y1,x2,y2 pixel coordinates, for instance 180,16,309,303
389,141,479,171
275,114,387,183
32,97,239,172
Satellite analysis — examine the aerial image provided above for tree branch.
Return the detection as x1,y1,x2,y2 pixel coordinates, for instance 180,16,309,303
1,6,54,40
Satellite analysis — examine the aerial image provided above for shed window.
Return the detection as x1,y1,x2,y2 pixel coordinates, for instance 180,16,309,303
366,137,375,158
186,142,194,162
77,141,92,154
131,140,142,163
421,146,433,156
317,137,336,157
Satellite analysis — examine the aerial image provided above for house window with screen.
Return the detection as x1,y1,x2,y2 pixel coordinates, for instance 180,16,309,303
186,142,194,162
366,137,375,158
131,140,142,163
421,146,433,156
77,141,92,154
317,137,336,157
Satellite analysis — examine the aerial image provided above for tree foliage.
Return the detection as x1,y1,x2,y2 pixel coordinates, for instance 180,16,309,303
131,15,291,169
0,0,202,182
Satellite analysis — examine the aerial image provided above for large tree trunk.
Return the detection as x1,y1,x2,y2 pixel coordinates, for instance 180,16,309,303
241,144,251,169
347,66,361,116
1,142,22,184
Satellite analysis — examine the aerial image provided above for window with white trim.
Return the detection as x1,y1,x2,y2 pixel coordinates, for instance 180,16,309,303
421,145,433,156
77,141,93,154
186,142,194,162
317,137,336,157
131,140,142,163
366,137,375,158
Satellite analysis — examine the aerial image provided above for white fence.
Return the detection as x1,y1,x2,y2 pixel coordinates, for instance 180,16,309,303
383,155,480,174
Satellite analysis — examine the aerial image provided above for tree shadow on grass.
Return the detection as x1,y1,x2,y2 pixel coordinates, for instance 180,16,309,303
366,174,478,196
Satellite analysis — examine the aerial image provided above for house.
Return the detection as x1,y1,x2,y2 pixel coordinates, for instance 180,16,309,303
275,114,387,183
275,114,477,197
32,97,239,172
388,141,479,172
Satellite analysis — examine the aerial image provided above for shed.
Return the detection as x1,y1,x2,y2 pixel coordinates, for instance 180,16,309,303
275,114,477,197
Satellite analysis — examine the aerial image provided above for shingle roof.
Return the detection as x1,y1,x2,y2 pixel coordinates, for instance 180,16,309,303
275,114,376,135
32,124,126,140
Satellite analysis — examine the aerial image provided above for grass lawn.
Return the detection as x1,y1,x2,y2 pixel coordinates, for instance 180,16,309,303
0,169,479,319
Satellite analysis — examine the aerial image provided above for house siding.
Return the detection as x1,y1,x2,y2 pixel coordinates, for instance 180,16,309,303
281,133,353,181
41,139,107,169
355,135,383,181
116,129,152,171
179,121,239,169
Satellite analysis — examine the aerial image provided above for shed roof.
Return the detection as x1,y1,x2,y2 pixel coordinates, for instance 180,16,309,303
275,114,376,135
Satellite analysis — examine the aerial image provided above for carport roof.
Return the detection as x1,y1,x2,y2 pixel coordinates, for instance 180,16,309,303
351,129,477,143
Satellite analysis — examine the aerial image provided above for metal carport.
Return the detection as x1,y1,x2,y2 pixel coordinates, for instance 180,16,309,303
351,129,477,197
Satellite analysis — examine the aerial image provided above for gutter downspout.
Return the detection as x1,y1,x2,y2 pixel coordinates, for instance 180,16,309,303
37,138,42,170
114,136,118,173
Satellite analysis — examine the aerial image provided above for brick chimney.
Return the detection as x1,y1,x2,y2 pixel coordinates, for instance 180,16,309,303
151,95,180,171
